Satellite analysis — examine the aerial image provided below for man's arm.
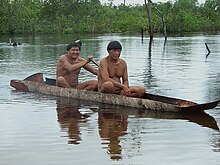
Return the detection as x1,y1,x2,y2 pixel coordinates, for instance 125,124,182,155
59,55,88,72
122,62,129,88
83,56,98,75
84,64,98,75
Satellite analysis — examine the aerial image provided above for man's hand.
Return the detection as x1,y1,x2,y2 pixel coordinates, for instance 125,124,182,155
121,85,131,96
86,55,94,63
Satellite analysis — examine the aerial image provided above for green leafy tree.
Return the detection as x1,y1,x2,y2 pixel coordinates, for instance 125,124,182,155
0,0,219,34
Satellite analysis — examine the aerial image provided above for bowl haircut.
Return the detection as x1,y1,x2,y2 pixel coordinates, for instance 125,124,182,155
66,40,82,51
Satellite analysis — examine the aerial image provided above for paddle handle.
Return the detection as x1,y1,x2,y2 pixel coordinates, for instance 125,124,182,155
91,60,99,67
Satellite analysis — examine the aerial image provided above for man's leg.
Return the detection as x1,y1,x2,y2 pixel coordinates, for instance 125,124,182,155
99,81,115,94
77,80,98,91
128,86,146,98
56,76,71,88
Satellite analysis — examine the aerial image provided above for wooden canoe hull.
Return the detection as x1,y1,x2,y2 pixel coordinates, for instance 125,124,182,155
11,79,145,109
10,73,220,112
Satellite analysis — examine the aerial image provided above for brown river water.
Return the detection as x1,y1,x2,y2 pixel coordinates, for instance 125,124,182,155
0,33,220,165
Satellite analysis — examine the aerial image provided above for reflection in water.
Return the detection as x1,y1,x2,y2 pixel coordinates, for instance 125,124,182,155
56,97,93,144
98,105,220,160
212,134,220,152
98,111,128,160
56,97,219,160
140,110,219,131
56,96,219,155
143,39,154,89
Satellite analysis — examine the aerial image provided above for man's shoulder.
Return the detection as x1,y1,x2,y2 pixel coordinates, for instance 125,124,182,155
119,58,126,63
59,54,67,60
77,56,84,61
100,56,108,63
118,59,126,65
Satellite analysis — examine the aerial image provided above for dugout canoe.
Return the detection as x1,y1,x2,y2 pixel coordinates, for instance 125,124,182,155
10,73,220,112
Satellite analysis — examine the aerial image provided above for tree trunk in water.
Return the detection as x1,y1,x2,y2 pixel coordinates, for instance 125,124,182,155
154,6,167,41
144,0,153,40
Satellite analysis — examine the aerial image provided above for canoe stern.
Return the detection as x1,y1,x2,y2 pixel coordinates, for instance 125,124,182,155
23,72,44,83
10,80,29,92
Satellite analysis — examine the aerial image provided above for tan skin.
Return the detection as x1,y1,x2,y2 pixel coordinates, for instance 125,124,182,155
56,46,98,91
98,49,145,98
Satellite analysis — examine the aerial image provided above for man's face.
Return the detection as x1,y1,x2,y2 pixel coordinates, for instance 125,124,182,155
109,49,121,60
68,46,80,59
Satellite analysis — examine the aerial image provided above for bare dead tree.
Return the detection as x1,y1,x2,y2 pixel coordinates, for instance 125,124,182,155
154,6,167,41
143,0,168,54
144,0,153,40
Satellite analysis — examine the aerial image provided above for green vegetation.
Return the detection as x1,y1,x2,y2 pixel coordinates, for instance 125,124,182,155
0,0,219,35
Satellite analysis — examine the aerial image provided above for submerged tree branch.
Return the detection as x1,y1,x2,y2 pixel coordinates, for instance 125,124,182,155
205,43,211,59
205,43,211,54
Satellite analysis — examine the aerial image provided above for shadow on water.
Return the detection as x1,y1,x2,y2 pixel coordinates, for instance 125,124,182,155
56,97,219,159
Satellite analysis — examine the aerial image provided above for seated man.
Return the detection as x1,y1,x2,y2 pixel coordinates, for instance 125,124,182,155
98,41,145,98
56,40,98,91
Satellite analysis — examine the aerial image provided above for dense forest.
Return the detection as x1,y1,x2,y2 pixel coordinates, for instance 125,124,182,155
0,0,219,35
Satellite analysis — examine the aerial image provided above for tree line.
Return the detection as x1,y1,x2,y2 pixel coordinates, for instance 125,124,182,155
0,0,219,35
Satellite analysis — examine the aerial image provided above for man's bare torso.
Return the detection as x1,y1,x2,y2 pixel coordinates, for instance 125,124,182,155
56,54,82,87
98,56,125,91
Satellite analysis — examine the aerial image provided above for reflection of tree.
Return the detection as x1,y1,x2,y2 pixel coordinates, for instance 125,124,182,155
56,97,91,145
211,134,220,152
143,39,154,89
98,112,128,160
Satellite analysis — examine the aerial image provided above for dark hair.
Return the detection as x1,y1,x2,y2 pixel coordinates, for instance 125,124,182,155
66,40,82,51
74,39,82,46
107,41,122,52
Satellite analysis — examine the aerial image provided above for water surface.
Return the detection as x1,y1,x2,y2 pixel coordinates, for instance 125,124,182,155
1,33,220,165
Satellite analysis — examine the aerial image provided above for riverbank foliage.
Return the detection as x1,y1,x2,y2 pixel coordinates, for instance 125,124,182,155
0,0,219,35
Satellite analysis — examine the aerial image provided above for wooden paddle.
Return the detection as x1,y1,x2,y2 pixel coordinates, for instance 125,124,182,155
91,60,99,67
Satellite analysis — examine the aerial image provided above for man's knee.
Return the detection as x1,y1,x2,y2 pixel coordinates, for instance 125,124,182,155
89,80,98,91
56,77,60,85
129,86,146,98
56,76,67,87
139,86,146,97
135,86,145,97
100,81,114,93
57,76,63,81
